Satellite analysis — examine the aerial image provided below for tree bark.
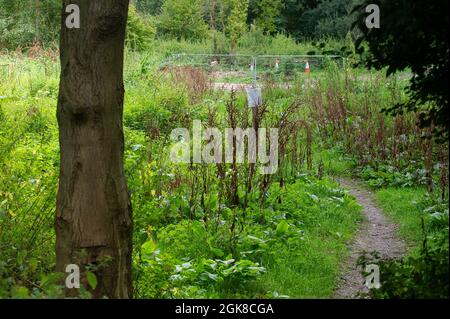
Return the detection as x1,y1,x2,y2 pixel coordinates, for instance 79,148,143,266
55,0,132,298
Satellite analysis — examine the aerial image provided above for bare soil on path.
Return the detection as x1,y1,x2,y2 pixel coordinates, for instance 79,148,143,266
333,178,407,298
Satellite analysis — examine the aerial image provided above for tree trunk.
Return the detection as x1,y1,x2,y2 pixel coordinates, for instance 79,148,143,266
55,0,132,298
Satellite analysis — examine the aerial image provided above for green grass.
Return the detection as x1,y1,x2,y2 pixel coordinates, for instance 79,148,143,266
375,187,427,248
258,239,349,298
251,178,362,298
315,146,355,177
313,144,429,250
138,177,363,299
1,48,371,299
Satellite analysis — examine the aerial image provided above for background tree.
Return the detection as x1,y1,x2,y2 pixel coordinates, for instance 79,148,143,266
224,0,249,53
276,0,320,39
158,0,208,40
0,0,60,49
247,0,283,34
276,0,355,40
126,4,157,51
205,0,227,54
56,0,133,298
0,0,366,49
133,0,164,15
304,0,355,39
353,0,449,140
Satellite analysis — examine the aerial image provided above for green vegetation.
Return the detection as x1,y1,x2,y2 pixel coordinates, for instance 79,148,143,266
0,0,448,300
0,45,364,298
315,147,354,177
358,201,448,298
158,0,208,40
354,0,449,139
135,178,361,298
375,187,427,247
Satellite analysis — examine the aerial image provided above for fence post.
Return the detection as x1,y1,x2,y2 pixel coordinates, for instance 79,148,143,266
252,56,257,87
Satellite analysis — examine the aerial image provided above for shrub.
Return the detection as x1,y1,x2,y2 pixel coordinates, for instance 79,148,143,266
157,0,209,41
359,197,449,299
126,5,156,51
359,227,449,299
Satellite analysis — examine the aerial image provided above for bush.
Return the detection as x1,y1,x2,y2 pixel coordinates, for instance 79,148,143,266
359,197,449,299
0,0,60,50
126,5,156,51
359,227,449,299
157,0,209,41
124,80,190,136
157,220,210,259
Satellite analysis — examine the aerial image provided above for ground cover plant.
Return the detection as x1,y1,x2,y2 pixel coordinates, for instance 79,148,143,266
0,0,448,300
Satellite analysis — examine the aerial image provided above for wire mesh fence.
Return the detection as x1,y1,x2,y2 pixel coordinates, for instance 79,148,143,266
166,53,345,86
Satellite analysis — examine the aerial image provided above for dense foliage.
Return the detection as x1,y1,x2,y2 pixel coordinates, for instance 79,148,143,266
359,200,449,298
0,0,448,300
0,0,360,51
1,37,448,298
353,0,449,139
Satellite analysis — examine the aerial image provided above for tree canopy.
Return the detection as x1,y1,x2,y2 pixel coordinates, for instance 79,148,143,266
353,0,449,139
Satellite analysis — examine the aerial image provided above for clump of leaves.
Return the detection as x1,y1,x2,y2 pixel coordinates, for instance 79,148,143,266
357,163,434,189
126,4,156,51
169,256,266,297
358,226,449,299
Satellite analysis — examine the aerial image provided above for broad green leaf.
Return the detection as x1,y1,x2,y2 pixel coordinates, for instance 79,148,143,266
141,238,157,259
276,220,289,235
211,247,225,258
86,271,97,290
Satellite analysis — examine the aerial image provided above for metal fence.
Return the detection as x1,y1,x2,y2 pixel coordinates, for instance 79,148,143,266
166,53,345,85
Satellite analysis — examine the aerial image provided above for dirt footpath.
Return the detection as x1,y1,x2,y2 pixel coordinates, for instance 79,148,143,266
333,178,406,298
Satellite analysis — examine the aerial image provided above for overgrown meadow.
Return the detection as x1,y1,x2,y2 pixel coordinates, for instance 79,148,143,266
0,32,448,298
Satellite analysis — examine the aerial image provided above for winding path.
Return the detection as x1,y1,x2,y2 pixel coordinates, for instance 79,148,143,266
334,178,406,298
